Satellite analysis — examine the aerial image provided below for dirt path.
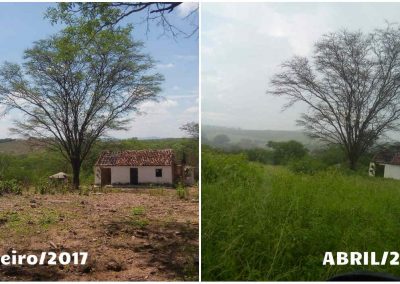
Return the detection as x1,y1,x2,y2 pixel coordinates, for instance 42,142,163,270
0,187,199,281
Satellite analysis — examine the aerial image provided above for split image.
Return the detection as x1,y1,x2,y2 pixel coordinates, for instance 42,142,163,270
0,2,198,281
3,1,400,282
202,2,400,281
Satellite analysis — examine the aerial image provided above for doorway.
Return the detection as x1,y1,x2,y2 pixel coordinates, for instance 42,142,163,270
101,168,111,185
130,168,139,185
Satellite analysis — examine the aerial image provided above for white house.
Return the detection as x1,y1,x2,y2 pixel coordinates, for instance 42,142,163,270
369,150,400,180
94,149,176,186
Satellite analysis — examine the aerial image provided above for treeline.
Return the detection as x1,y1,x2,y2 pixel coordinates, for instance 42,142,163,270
0,137,198,188
203,139,373,175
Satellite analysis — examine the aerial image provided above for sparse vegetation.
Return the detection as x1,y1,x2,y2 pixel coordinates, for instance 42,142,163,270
0,179,22,195
131,206,145,216
0,137,198,194
0,187,199,280
176,183,189,200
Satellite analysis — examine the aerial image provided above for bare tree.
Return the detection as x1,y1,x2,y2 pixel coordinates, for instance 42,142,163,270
46,2,199,39
269,25,400,169
0,26,163,188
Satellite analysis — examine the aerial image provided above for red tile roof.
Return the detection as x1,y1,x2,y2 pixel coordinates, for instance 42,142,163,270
95,149,174,167
373,151,400,165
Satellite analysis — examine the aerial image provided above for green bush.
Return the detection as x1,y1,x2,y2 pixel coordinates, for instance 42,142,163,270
35,179,54,195
0,179,22,195
244,148,273,164
288,156,327,175
176,183,189,199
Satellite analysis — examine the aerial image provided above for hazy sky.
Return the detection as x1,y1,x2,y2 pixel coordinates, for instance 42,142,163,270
202,3,400,131
0,3,198,139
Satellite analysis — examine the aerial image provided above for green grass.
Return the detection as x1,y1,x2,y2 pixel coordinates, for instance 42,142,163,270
0,208,61,235
38,209,60,228
129,206,149,228
202,150,400,281
131,206,145,216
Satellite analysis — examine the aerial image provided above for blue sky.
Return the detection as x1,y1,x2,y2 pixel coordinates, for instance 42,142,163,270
0,2,198,139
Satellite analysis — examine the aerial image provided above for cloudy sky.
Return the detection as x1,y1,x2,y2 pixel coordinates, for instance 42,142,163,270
202,3,400,131
0,3,198,139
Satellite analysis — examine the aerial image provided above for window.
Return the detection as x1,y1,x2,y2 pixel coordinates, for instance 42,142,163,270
155,168,162,177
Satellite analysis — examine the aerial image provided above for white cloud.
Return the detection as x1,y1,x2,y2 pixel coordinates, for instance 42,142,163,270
107,97,198,138
202,3,400,130
139,98,178,115
177,2,198,18
156,63,175,69
175,54,197,61
184,105,199,114
168,94,198,100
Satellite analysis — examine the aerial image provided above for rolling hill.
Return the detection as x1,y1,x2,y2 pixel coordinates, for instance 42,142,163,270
202,125,318,149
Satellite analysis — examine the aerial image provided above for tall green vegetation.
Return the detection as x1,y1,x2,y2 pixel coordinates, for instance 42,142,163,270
267,140,308,165
202,149,400,280
204,139,373,175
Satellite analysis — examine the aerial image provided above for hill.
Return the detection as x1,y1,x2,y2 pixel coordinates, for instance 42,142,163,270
0,139,46,155
202,125,317,149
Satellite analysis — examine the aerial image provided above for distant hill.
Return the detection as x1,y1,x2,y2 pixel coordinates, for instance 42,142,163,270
202,125,318,149
0,137,190,155
0,139,46,155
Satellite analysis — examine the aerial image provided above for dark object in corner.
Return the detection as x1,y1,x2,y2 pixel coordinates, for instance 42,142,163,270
328,271,399,281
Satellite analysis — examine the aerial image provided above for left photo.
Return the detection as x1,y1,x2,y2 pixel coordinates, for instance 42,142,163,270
0,2,198,281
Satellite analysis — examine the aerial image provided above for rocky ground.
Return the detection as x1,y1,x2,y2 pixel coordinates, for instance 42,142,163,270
0,187,198,281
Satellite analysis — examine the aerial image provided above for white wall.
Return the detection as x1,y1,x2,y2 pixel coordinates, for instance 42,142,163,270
94,167,101,184
384,164,400,180
94,166,173,185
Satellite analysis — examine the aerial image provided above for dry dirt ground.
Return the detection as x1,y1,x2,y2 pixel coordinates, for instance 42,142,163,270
0,187,198,281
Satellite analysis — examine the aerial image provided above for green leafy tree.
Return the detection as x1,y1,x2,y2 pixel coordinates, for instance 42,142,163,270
0,25,163,189
46,2,199,38
267,140,308,165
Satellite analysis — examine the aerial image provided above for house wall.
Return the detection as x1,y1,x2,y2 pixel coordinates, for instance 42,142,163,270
94,166,173,185
384,164,400,180
94,167,101,184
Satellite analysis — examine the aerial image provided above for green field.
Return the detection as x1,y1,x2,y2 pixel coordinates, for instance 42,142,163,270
202,149,400,281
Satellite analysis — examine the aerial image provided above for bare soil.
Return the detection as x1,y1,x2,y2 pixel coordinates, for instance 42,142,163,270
0,187,199,281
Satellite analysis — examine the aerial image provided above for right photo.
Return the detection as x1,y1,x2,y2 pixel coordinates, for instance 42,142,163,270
201,2,400,281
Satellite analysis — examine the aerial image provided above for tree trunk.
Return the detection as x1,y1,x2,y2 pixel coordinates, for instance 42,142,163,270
71,159,81,190
348,154,358,171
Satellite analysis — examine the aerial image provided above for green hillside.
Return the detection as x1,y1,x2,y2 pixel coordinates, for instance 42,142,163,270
202,125,317,149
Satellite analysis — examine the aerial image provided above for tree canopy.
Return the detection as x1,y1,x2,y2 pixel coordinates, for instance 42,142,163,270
180,122,199,139
267,140,308,165
0,25,163,188
270,25,400,169
46,2,199,38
